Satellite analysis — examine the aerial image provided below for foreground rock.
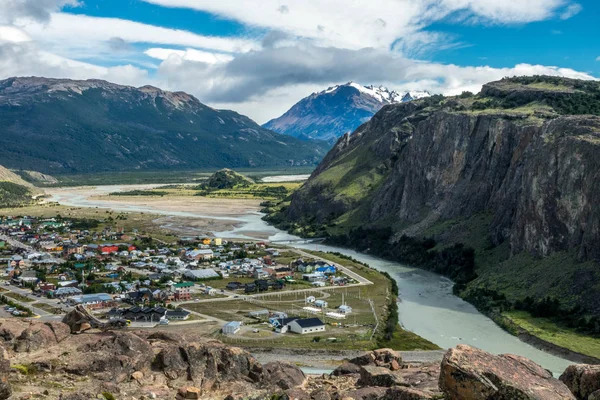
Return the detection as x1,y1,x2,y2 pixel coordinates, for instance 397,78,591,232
2,320,599,400
560,364,600,400
0,345,11,400
440,344,575,400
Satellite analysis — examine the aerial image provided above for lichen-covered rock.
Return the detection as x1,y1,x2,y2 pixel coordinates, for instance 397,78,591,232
14,322,58,352
44,321,70,343
348,349,403,370
263,362,306,390
342,387,388,400
332,362,362,376
440,344,575,400
358,366,405,388
560,364,600,400
64,332,154,382
384,386,437,400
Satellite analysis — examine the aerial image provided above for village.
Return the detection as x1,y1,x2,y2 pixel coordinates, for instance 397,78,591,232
0,215,382,346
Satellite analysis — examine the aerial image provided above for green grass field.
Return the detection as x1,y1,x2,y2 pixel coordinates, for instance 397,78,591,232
503,310,600,359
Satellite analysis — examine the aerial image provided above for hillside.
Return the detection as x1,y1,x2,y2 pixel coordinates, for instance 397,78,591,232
269,76,600,322
0,77,329,174
204,168,254,189
0,165,36,207
263,82,429,143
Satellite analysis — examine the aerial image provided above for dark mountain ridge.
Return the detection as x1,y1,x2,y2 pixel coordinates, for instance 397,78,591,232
0,77,329,174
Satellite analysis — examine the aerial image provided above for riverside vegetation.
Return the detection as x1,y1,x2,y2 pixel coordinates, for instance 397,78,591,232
264,76,600,360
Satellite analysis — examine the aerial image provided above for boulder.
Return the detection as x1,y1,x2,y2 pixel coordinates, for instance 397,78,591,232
64,332,154,382
349,349,403,369
358,366,405,387
560,364,600,400
14,323,57,352
282,389,310,400
384,387,437,400
177,386,201,399
44,322,70,343
264,362,306,390
342,387,388,399
0,345,11,400
331,362,362,376
310,388,331,400
440,344,575,400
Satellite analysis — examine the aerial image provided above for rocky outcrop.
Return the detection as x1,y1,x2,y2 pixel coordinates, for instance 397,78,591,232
560,364,600,399
3,325,600,400
65,332,154,382
12,321,70,353
263,362,306,390
440,344,575,399
0,345,11,400
358,366,405,387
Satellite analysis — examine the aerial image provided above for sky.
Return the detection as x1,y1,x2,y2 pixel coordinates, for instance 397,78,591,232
0,0,598,123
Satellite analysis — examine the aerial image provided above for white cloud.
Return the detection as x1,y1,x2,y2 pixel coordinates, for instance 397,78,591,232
1,0,80,24
0,41,148,86
142,0,571,51
16,12,260,55
560,3,582,19
0,26,32,43
150,42,595,122
145,48,234,64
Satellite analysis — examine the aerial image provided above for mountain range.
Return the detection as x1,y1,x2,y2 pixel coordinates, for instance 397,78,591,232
263,82,429,143
269,75,600,318
0,77,329,174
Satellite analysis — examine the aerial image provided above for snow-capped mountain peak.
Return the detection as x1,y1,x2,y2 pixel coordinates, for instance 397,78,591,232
264,82,430,143
319,82,429,105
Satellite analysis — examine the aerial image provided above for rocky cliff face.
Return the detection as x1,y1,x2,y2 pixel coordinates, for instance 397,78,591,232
0,77,328,173
283,76,600,312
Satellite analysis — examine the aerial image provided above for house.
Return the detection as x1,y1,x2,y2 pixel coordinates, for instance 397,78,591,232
183,269,219,280
172,282,194,301
314,300,328,308
270,317,299,333
297,264,315,273
67,293,115,309
54,287,82,297
222,321,242,335
271,267,293,279
188,249,214,261
316,266,337,275
288,318,325,335
338,305,353,314
166,308,191,320
226,282,243,290
99,244,119,254
254,279,269,292
303,273,325,283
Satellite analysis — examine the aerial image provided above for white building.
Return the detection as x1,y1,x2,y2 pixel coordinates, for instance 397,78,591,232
288,318,326,334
